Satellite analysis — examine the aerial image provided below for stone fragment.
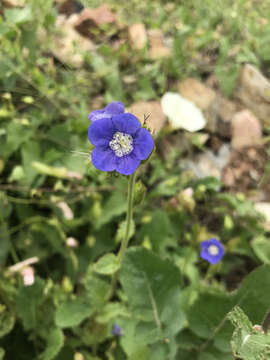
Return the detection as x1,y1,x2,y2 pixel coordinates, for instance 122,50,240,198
128,101,166,132
148,29,171,59
40,15,95,67
183,145,230,179
57,0,83,16
74,4,116,37
178,78,216,110
178,77,239,137
236,64,270,123
231,110,262,149
254,202,270,231
128,23,147,50
3,0,25,7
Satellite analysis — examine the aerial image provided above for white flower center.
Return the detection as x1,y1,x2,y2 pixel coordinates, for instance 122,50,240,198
208,245,219,256
109,131,133,157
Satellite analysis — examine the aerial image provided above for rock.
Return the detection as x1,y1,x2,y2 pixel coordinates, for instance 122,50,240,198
56,0,83,16
178,78,216,111
3,0,24,7
178,77,239,137
161,92,206,132
74,5,116,37
40,15,95,67
254,202,270,231
236,64,270,123
148,29,171,59
128,23,147,50
128,101,166,132
231,110,262,149
183,145,230,179
222,146,266,192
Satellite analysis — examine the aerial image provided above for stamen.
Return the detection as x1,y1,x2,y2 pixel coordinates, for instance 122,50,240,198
208,245,219,256
109,132,133,157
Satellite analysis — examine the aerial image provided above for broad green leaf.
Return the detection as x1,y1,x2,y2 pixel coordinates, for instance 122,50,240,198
16,278,45,330
0,304,15,338
94,253,120,275
40,328,64,360
120,248,185,342
235,265,270,324
55,300,92,328
0,348,4,360
252,237,270,264
228,306,270,360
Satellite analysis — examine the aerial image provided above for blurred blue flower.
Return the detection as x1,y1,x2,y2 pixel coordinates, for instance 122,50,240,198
200,238,224,264
88,102,124,122
88,112,154,175
112,324,123,336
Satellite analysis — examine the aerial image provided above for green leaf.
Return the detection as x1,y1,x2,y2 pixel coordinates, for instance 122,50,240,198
40,328,64,360
115,219,135,243
252,237,270,264
119,248,185,345
228,306,270,360
235,265,270,324
188,291,234,352
94,253,120,275
55,300,92,329
0,348,5,360
16,278,45,330
0,223,9,265
0,304,15,338
5,7,32,24
95,192,127,229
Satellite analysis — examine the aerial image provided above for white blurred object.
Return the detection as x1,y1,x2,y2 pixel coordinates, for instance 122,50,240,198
21,267,35,286
161,92,206,132
66,237,78,248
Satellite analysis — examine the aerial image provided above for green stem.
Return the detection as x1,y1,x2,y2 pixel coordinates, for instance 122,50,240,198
107,172,136,300
117,171,136,264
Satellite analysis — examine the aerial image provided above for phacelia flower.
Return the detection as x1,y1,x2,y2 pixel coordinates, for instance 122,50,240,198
200,238,224,264
88,112,154,175
112,324,123,336
88,101,124,122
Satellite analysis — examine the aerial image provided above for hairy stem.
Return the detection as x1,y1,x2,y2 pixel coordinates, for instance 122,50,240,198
107,172,136,300
117,171,136,264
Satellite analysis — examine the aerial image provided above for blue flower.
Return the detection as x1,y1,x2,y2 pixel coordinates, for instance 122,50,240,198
88,112,154,175
200,238,224,264
88,102,124,122
112,324,123,336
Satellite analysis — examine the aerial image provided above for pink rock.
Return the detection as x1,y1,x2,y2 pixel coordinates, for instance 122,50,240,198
231,110,262,149
128,23,147,50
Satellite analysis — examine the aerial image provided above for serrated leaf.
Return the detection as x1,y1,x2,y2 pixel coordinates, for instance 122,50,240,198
39,328,64,360
94,253,120,275
55,300,92,328
229,306,270,360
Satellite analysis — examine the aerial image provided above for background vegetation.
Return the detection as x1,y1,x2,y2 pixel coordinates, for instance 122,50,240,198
1,0,270,359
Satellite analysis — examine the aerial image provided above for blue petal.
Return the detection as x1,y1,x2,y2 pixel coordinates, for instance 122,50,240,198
112,113,141,135
104,101,125,115
115,153,140,175
88,109,106,122
91,147,117,172
88,117,116,147
133,128,154,160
